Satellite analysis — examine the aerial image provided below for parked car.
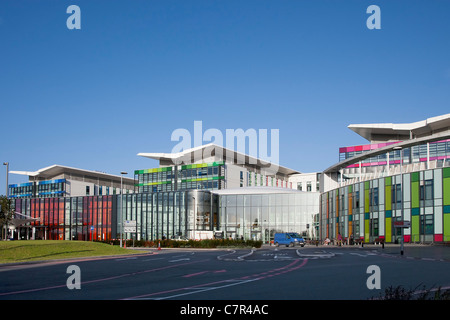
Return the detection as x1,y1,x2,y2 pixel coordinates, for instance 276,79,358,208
170,235,188,241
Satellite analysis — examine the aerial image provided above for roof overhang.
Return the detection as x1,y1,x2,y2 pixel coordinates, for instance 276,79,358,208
324,130,450,174
10,165,135,183
138,143,300,176
348,113,450,142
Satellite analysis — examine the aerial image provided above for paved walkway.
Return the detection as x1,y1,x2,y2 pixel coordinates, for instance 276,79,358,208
307,243,450,261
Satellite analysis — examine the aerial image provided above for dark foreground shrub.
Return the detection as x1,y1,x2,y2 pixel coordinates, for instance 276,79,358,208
374,285,450,300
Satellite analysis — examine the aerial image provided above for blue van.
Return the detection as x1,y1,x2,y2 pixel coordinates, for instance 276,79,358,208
274,233,300,247
288,233,305,247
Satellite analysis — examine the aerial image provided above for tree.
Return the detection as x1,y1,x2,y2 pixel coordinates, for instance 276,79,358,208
0,195,13,240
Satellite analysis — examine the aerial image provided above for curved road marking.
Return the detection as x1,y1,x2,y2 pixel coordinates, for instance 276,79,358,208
124,258,308,300
0,258,209,297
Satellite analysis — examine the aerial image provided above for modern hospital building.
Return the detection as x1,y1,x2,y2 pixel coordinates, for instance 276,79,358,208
5,113,450,244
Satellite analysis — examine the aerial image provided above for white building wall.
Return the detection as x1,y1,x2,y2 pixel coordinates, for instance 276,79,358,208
66,179,133,197
289,173,320,192
225,164,245,189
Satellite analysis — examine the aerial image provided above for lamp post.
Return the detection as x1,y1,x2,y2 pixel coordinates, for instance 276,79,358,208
3,162,9,241
192,196,196,240
120,171,128,248
3,162,8,198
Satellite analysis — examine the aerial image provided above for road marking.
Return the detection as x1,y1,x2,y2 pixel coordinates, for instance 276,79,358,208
123,259,309,300
350,253,369,257
182,269,227,278
183,271,209,278
115,257,138,261
169,258,191,263
0,259,209,297
214,269,227,273
132,279,259,300
142,257,165,261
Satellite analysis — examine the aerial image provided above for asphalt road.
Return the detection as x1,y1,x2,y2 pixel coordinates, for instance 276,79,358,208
1,244,450,302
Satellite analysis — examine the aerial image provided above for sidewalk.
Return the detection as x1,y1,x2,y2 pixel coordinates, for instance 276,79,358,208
313,243,450,261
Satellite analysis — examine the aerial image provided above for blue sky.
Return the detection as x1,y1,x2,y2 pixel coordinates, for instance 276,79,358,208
1,0,449,194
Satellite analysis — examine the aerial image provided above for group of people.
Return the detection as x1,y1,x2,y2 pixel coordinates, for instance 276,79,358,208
323,234,355,246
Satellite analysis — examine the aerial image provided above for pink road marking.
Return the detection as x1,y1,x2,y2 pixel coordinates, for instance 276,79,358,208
214,269,227,273
183,271,209,278
0,258,208,297
124,258,308,300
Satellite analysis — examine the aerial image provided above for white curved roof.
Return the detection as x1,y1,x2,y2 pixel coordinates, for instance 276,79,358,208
138,143,301,176
10,164,135,183
348,113,450,142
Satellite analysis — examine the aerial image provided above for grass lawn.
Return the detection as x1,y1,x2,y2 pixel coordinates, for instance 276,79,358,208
0,240,141,264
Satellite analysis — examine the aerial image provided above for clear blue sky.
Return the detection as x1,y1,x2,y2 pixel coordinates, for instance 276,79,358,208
1,0,449,195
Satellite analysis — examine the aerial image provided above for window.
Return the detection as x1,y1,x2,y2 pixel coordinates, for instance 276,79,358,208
354,191,360,209
392,184,402,209
240,171,243,187
370,187,379,209
420,215,433,235
86,186,90,196
371,219,379,237
420,179,433,207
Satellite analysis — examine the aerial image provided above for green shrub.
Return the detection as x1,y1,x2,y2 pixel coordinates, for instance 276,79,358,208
108,238,262,249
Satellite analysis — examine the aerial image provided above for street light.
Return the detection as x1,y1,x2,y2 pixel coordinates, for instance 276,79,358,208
120,171,128,248
3,162,9,198
192,196,196,240
3,162,9,241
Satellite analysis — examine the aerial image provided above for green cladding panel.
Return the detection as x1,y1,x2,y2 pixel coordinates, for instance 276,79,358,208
411,181,419,208
444,169,450,206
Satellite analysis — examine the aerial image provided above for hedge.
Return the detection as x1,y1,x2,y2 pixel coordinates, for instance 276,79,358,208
106,239,262,249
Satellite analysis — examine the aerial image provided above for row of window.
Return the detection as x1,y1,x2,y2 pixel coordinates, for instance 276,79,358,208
10,182,65,198
334,180,434,212
340,140,450,165
244,171,290,188
297,181,320,192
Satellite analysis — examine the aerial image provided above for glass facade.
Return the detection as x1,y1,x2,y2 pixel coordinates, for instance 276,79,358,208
218,192,320,243
321,167,450,243
13,195,113,241
9,182,34,198
12,190,218,242
9,179,66,199
118,191,196,241
12,189,321,243
37,179,66,198
135,161,225,193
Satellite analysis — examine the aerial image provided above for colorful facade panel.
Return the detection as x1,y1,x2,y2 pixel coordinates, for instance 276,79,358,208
320,167,450,244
